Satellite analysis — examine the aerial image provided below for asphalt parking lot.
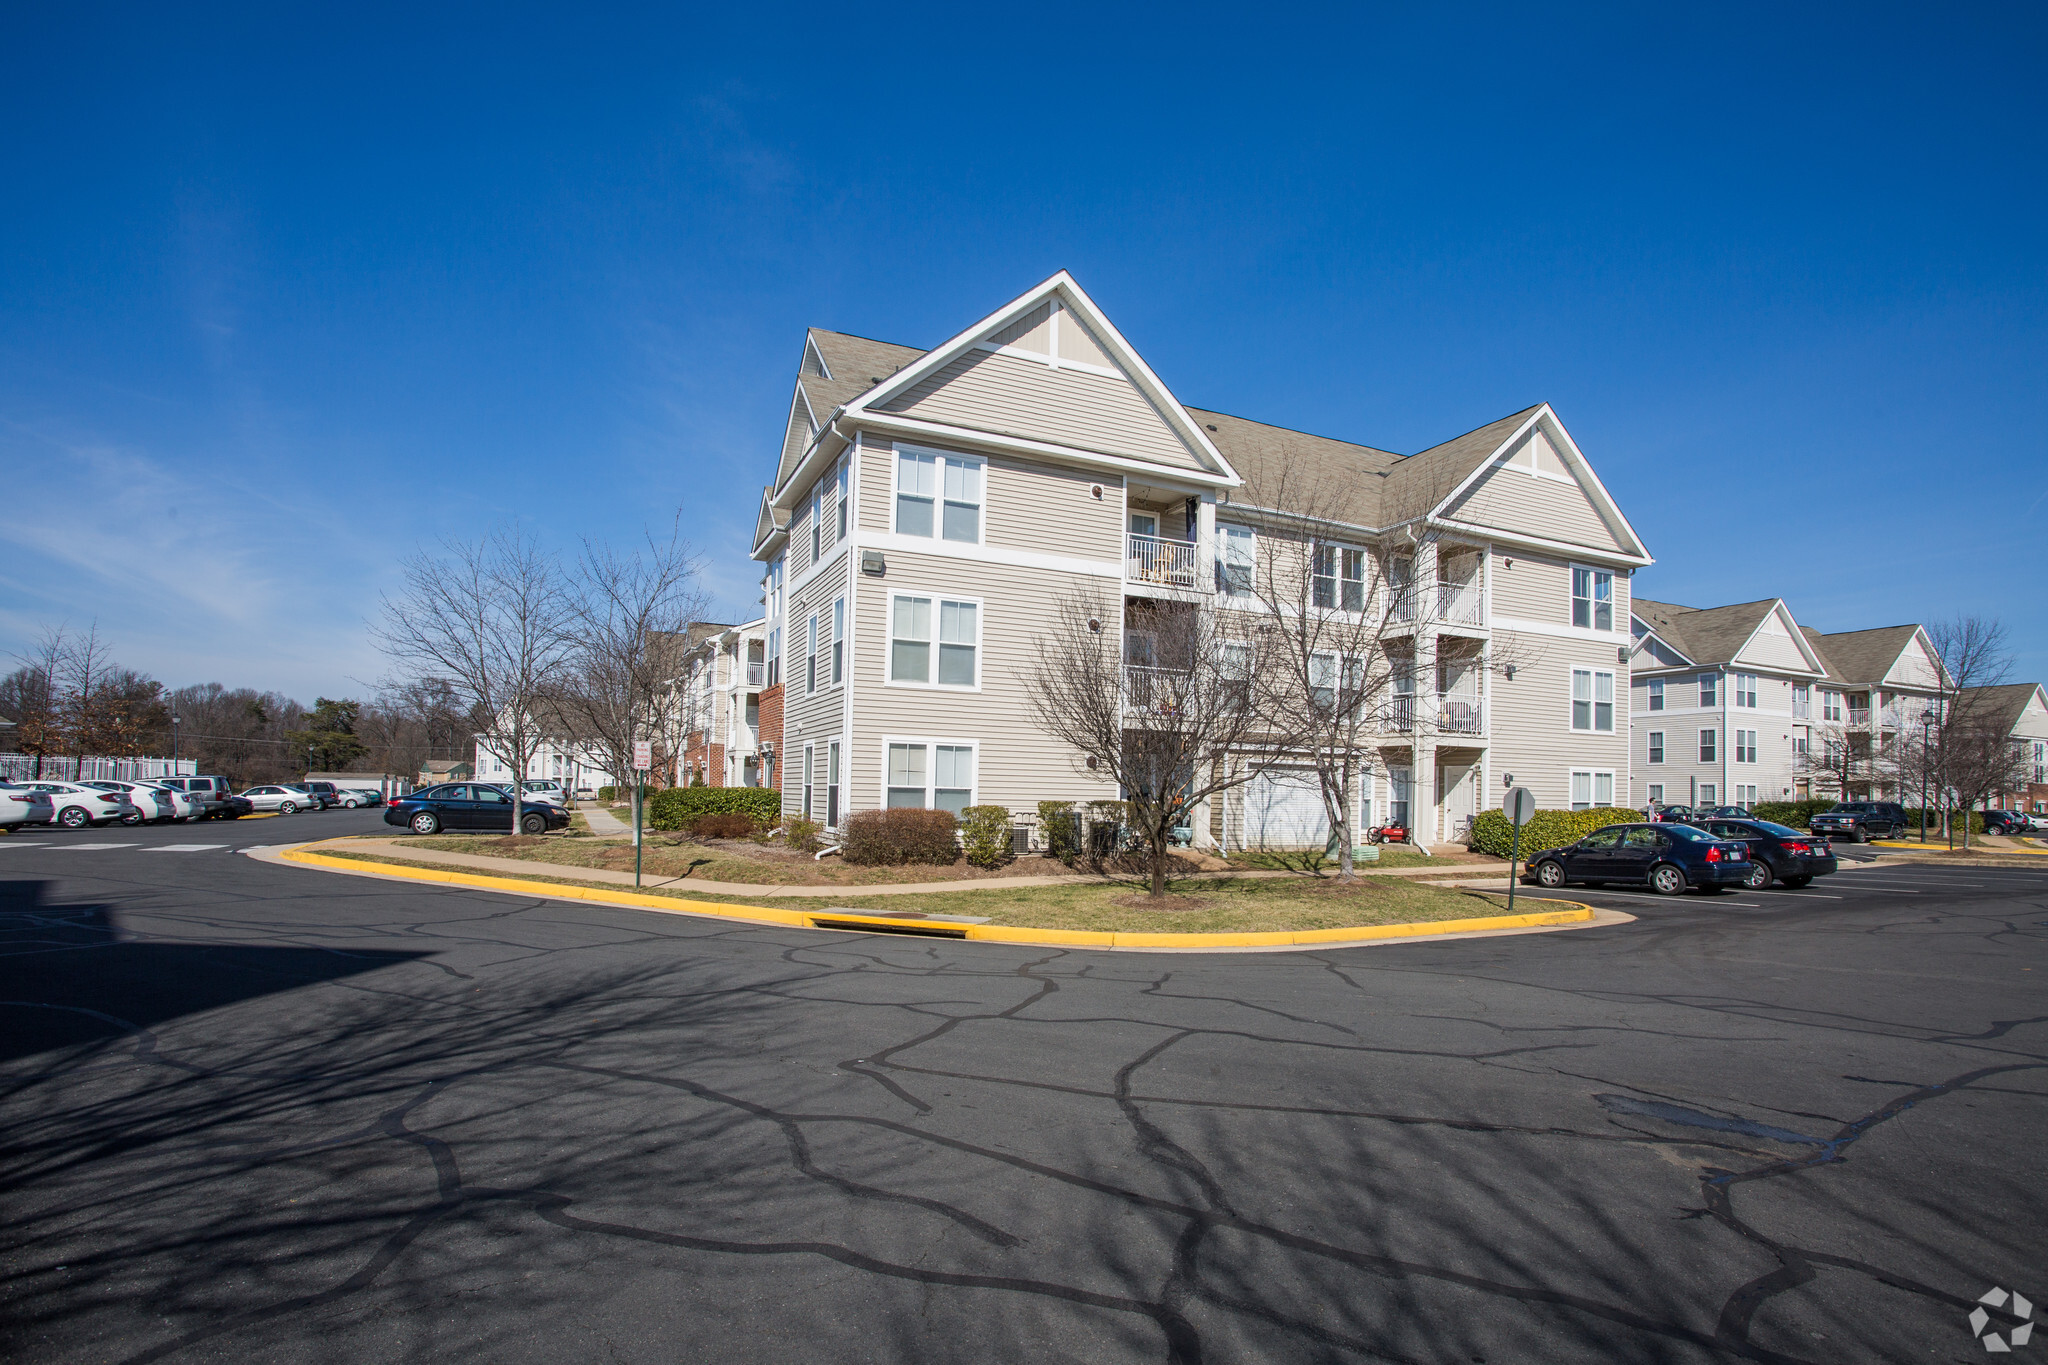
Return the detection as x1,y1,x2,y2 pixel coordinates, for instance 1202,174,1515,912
1,828,2042,1364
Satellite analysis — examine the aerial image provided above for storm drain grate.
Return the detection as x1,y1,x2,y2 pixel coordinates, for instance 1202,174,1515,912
807,918,970,938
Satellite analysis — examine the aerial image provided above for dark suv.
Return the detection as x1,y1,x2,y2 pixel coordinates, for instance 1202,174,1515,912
1984,810,2028,835
1809,801,1908,843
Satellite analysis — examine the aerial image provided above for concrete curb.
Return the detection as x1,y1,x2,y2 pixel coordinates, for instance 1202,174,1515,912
265,843,1605,953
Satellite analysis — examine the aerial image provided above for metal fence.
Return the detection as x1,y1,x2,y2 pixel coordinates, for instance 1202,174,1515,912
0,754,199,783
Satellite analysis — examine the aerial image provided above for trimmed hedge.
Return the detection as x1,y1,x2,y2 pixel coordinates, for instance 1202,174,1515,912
1468,807,1639,859
597,786,619,804
1751,799,1836,829
645,785,782,832
1037,801,1078,861
843,808,958,865
960,805,1012,869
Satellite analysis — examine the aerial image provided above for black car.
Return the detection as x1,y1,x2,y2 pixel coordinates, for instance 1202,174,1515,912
1809,801,1909,843
1984,809,2028,836
1695,818,1839,889
385,783,571,836
1529,822,1753,896
1645,804,1696,824
219,794,254,819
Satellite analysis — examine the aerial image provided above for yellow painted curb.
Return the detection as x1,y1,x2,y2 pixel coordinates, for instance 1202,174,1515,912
276,846,1596,949
1869,839,2048,855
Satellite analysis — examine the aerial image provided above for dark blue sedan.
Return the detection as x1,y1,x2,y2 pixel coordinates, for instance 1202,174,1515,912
1528,822,1752,896
385,783,572,836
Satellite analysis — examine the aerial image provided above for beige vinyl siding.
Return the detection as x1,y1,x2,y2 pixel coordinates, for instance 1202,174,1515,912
1737,616,1812,672
782,555,851,818
857,430,1127,561
881,349,1203,470
848,550,1119,816
1488,550,1572,625
1486,627,1631,812
1884,637,1943,690
1447,460,1629,555
988,303,1052,352
855,430,893,533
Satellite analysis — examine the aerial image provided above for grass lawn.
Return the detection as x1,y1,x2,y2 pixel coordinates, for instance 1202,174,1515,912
367,833,1093,886
1226,846,1497,872
313,846,1533,933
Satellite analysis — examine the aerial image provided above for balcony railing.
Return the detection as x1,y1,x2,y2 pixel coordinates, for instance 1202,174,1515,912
1436,582,1484,626
1438,695,1484,734
1849,707,1872,726
1123,665,1189,715
1387,696,1416,730
1127,533,1200,589
744,662,765,687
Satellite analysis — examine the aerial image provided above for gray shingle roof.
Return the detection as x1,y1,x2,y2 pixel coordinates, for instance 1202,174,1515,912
1957,682,2045,736
1807,624,1925,687
1630,598,1797,669
1185,406,1403,528
806,329,924,411
1386,405,1546,522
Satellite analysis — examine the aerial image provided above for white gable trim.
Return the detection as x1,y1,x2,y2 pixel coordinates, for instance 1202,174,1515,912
1628,617,1695,666
1429,516,1652,567
1881,626,1951,690
850,412,1237,489
1727,600,1831,677
842,271,1239,484
1431,405,1651,561
802,335,833,381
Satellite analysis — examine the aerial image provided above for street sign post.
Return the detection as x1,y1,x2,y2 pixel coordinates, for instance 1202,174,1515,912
1503,785,1537,914
632,741,652,889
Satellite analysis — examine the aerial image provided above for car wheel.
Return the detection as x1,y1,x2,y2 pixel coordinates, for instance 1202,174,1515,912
1744,861,1772,890
521,812,546,836
410,811,441,835
1535,860,1566,889
59,806,91,829
119,811,142,825
1852,825,1868,843
1650,864,1686,896
1782,875,1812,888
279,801,297,814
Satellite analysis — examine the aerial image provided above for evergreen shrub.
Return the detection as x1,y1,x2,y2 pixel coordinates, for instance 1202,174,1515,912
645,785,781,831
959,805,1012,869
1468,806,1638,859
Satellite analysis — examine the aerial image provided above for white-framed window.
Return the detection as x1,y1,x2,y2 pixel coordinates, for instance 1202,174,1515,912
1217,524,1254,596
1793,729,1808,757
1735,729,1757,764
1312,544,1366,611
1821,690,1842,721
1647,677,1665,712
1733,673,1758,708
893,446,982,544
1792,684,1810,719
811,482,823,564
1571,566,1614,631
884,739,976,814
1571,668,1615,732
1699,783,1717,806
831,598,845,686
806,612,820,695
1648,783,1665,804
802,744,815,820
1648,731,1664,764
766,625,781,687
889,594,980,688
1569,770,1615,810
835,458,849,542
827,740,841,827
1699,729,1717,762
1733,783,1758,810
1700,673,1719,708
1309,652,1337,713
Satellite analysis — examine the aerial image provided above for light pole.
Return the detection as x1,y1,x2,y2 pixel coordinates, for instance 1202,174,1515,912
1919,710,1933,844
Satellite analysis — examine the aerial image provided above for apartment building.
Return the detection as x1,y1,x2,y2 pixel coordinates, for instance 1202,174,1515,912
677,619,772,788
1962,682,2048,814
746,272,1650,848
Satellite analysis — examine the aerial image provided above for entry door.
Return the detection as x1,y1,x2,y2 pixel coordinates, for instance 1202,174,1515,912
1246,768,1329,850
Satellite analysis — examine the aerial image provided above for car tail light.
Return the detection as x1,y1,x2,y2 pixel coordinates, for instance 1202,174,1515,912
1785,841,1811,855
1705,847,1722,862
97,793,122,802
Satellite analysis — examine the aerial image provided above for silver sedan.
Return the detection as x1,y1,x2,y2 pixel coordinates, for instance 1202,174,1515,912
238,785,311,813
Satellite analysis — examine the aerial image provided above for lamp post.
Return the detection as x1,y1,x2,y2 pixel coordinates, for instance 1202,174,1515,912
1919,710,1933,844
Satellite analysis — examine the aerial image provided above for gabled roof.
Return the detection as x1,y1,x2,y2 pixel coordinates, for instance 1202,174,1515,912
1386,405,1545,521
751,486,789,556
1807,624,1933,688
1423,404,1651,560
1629,597,1826,675
1957,682,2048,736
1191,406,1403,528
804,328,923,409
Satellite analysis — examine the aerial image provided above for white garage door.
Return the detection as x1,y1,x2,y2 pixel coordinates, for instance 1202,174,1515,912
1245,767,1329,849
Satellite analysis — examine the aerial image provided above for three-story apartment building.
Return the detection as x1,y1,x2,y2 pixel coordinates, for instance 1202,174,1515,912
678,619,770,788
747,273,1651,849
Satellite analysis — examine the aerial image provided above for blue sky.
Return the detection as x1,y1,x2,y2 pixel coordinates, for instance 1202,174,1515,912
4,2,2044,698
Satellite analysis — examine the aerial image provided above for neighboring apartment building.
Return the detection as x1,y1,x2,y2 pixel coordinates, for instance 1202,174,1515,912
678,619,771,788
472,731,615,793
1629,598,1832,811
746,272,1650,848
1961,682,2048,814
1798,624,1948,802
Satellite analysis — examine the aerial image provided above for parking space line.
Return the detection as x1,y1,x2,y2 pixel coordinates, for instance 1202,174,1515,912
44,843,137,851
0,842,49,848
142,844,228,853
1753,891,1843,898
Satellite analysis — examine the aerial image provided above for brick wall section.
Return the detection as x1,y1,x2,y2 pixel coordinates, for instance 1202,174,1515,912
757,684,784,790
682,732,727,787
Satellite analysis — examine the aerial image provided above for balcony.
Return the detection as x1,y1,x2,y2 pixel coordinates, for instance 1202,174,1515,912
1126,533,1201,589
1123,664,1208,717
744,662,765,688
1438,694,1484,734
1849,707,1872,726
1436,581,1484,626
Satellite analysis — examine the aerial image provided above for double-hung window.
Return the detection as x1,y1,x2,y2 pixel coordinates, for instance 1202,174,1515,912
1734,783,1757,810
826,741,841,827
1217,525,1254,596
1699,729,1717,762
802,745,815,819
1698,783,1717,806
1648,783,1664,804
1571,566,1613,630
1735,729,1757,764
831,598,845,685
886,741,975,814
1312,546,1366,610
1734,673,1758,708
806,613,820,695
1309,653,1337,714
835,459,849,542
1648,731,1665,764
1700,673,1719,707
1793,683,1809,718
1647,677,1665,711
1571,668,1615,732
890,595,979,687
894,448,982,543
1822,691,1841,721
811,484,823,564
1569,771,1615,810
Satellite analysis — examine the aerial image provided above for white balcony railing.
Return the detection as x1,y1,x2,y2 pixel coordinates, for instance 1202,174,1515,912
1127,533,1200,589
1438,694,1484,734
1849,707,1872,726
1436,581,1484,626
744,662,765,687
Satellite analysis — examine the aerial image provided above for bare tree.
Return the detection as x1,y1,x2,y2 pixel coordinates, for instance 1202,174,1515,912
167,683,311,786
357,678,469,782
373,527,576,835
1925,616,2015,849
1027,590,1290,899
1796,718,1873,802
3,625,71,776
548,518,710,795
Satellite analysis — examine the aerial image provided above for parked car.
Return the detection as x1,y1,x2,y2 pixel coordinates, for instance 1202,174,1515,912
521,779,570,805
219,793,255,819
27,781,138,829
1696,805,1754,820
158,776,241,819
1645,805,1696,824
385,783,571,836
1983,810,2028,836
1695,818,1839,889
337,788,385,808
1527,822,1752,896
295,782,343,810
0,783,56,828
2026,811,2048,833
137,783,199,822
1809,801,1909,843
82,780,188,824
239,785,312,813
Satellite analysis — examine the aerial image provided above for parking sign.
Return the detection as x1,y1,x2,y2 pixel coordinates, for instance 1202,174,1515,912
632,741,652,771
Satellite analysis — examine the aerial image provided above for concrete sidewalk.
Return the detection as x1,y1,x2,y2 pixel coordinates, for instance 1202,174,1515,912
578,802,631,836
321,836,1514,899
